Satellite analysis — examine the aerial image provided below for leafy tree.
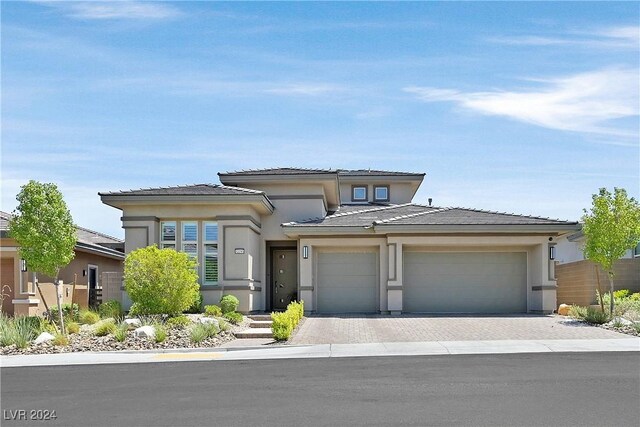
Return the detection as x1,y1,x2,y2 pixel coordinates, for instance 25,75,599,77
582,188,640,315
124,245,200,316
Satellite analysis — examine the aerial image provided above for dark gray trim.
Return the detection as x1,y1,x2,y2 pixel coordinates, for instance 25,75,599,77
373,185,390,202
386,285,403,290
222,285,262,291
388,243,397,281
299,286,314,291
532,285,557,291
351,185,368,202
216,215,262,229
121,216,159,222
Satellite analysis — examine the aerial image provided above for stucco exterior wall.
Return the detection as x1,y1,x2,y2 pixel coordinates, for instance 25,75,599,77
338,182,416,204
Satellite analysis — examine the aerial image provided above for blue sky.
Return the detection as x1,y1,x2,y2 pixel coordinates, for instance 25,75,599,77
2,1,639,238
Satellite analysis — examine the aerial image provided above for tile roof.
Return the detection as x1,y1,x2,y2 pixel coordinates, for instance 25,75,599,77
219,167,424,177
337,169,425,177
99,183,264,196
283,204,578,227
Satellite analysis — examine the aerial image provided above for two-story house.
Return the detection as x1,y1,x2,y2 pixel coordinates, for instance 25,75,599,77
100,168,579,314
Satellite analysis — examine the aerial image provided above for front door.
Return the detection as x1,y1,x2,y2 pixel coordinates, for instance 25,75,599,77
272,249,297,311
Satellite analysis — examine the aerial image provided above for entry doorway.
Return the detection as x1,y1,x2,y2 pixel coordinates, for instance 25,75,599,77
271,249,298,311
87,265,99,307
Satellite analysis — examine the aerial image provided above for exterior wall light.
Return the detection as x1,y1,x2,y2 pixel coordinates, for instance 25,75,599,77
20,259,27,272
549,246,556,260
302,245,309,259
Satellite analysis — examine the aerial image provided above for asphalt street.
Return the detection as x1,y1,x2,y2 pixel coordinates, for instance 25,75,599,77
2,352,639,427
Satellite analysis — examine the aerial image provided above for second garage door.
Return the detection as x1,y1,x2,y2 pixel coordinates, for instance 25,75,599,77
404,252,527,313
317,251,378,313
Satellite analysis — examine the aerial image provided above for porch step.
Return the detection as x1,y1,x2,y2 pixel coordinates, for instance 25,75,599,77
235,328,273,339
248,314,272,321
249,321,273,328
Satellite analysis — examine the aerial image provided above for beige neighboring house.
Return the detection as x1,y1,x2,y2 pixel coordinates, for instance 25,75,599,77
555,231,640,307
0,211,124,317
100,168,580,315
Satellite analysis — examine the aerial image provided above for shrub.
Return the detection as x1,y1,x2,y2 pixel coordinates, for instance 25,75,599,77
79,310,100,325
190,323,218,343
584,307,609,325
218,319,230,332
52,333,69,346
154,324,167,343
184,293,203,314
223,311,243,325
67,321,80,334
166,315,191,328
271,301,304,341
94,319,116,336
220,295,239,314
124,245,200,316
114,323,128,342
613,290,630,300
634,323,640,334
568,305,587,320
287,301,304,321
99,300,123,320
49,303,79,321
0,316,37,348
630,293,640,301
204,305,222,317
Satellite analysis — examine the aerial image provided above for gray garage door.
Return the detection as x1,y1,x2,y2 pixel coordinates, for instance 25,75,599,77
317,252,378,313
404,252,527,313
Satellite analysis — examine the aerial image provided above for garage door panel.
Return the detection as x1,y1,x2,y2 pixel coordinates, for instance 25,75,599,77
404,252,527,313
317,252,377,313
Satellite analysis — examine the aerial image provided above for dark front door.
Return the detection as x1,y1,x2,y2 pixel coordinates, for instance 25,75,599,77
272,249,297,311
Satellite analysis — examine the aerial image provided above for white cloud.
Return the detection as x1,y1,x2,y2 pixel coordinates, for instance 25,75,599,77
404,68,639,140
487,25,639,49
263,83,346,96
32,1,181,20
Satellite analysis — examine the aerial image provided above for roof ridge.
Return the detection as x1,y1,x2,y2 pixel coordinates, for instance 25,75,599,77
373,206,452,224
100,183,219,195
75,225,124,243
220,167,336,175
328,203,413,219
447,206,573,223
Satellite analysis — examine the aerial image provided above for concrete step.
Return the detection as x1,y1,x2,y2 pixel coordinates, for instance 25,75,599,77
250,321,273,328
235,328,273,339
248,314,272,321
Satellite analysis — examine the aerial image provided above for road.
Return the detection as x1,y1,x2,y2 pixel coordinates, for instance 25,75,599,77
2,352,639,426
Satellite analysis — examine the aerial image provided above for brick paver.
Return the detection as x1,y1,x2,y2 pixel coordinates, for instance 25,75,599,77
289,315,632,345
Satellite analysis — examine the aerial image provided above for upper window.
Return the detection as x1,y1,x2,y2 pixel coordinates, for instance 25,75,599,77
374,186,389,202
352,186,367,201
160,221,176,250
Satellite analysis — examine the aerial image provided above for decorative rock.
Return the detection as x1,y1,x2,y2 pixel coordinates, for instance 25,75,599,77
134,325,155,339
124,318,142,330
610,317,633,326
34,332,55,345
198,317,219,328
557,304,571,316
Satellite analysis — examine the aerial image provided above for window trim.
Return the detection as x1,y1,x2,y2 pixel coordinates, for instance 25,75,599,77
351,185,368,202
634,243,640,258
203,222,219,285
373,185,390,202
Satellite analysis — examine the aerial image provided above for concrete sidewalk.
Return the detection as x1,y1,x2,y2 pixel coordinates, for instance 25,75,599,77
2,337,638,367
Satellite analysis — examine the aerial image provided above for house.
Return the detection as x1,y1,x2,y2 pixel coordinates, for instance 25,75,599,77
0,211,125,317
554,231,640,307
100,167,580,315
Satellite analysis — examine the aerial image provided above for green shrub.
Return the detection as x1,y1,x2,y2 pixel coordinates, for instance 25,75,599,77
634,323,640,333
218,319,230,332
49,303,79,321
287,301,304,321
223,312,243,325
204,305,222,317
67,321,80,334
124,245,200,316
99,300,123,319
52,333,69,346
630,293,640,301
94,319,117,336
220,295,239,314
114,323,128,342
189,323,218,343
568,305,587,320
584,307,609,325
613,290,630,300
79,310,100,325
271,301,304,341
0,316,37,348
154,324,167,343
184,293,203,314
166,315,191,328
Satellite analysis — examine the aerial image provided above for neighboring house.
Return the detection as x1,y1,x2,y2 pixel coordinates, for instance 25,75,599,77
100,167,580,315
0,211,125,317
555,231,640,307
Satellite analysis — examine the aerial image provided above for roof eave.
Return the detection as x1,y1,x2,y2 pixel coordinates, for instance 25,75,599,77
100,194,275,214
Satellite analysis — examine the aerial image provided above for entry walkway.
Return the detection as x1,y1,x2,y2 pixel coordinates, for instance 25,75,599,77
290,314,633,344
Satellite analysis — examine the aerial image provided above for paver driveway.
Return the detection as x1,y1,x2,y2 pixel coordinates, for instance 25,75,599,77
289,314,632,345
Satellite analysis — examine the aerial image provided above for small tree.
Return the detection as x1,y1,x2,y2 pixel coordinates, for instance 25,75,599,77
9,181,76,332
582,188,640,315
124,245,200,316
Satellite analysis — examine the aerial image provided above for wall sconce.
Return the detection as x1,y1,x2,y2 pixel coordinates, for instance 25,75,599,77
549,246,556,260
82,269,87,277
302,245,309,259
20,259,27,272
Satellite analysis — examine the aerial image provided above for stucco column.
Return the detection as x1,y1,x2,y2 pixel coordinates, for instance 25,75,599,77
387,241,403,314
529,243,557,314
298,239,313,314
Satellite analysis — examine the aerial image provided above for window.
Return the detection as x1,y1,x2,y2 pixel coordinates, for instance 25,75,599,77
352,186,367,201
374,186,389,202
160,221,176,250
203,222,218,283
181,222,198,259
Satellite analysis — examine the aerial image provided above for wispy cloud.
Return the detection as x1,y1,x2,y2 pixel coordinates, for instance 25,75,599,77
263,83,346,96
488,25,639,49
404,68,639,142
32,1,181,20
